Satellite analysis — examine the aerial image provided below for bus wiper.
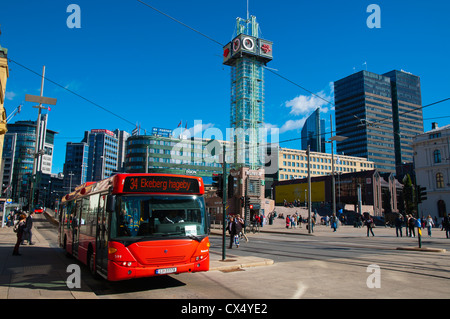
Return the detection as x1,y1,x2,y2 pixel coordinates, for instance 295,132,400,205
186,234,202,242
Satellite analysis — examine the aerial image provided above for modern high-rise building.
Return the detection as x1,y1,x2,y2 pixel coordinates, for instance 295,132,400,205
62,128,129,191
334,70,423,174
84,129,119,181
1,117,57,202
301,108,325,152
114,128,130,173
62,141,89,192
383,70,423,168
223,15,273,169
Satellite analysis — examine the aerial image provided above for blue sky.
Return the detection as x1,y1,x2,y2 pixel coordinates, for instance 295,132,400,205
1,0,450,174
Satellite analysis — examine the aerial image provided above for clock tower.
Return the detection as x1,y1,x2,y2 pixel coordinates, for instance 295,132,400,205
223,15,273,170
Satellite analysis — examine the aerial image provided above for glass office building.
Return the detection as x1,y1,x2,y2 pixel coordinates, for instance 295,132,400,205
301,108,325,152
62,141,89,192
334,70,423,174
85,129,119,181
125,134,227,185
383,70,423,168
1,117,56,202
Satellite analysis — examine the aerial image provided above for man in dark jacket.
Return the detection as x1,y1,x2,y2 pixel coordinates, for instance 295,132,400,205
395,214,403,237
23,211,35,245
227,215,243,248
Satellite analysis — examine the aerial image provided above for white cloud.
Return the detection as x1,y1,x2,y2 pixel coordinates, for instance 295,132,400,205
5,91,16,100
263,122,278,130
278,83,334,133
279,118,307,134
285,89,333,116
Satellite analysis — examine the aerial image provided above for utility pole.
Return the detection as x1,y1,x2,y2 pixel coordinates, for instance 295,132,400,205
221,144,227,261
330,115,336,218
307,145,312,233
327,115,347,218
25,66,56,210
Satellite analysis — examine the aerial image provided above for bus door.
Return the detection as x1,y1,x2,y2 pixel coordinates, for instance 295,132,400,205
72,200,82,258
95,194,109,276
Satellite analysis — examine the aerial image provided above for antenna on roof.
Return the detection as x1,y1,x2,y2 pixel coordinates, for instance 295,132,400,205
247,0,249,20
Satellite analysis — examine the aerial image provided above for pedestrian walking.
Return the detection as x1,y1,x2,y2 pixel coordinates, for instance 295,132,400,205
408,215,416,237
236,214,248,242
395,214,403,237
425,215,434,237
291,214,297,229
12,213,27,256
227,215,242,249
330,213,338,232
23,211,36,245
444,213,450,239
365,215,375,237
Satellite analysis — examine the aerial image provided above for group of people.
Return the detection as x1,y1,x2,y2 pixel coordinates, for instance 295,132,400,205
283,199,305,208
10,210,35,256
284,213,317,232
395,213,450,238
226,214,245,249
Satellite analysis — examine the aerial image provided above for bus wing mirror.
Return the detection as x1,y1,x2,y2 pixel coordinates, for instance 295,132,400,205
106,195,116,212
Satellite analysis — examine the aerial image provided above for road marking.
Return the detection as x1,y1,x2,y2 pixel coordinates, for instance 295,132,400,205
292,281,308,299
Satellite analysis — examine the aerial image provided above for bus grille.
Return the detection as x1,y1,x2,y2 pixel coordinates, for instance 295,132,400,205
145,256,186,265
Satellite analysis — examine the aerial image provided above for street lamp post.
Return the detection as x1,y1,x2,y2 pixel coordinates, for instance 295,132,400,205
327,115,347,217
25,66,57,211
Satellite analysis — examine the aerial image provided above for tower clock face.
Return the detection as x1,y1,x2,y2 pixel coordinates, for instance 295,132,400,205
233,38,241,52
243,37,255,51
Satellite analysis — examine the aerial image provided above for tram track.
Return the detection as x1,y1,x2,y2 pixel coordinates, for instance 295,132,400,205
210,235,450,281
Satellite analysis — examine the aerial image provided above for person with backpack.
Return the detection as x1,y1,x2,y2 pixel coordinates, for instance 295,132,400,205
12,213,27,256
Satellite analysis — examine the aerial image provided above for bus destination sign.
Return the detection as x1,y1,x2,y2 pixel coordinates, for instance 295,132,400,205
123,176,200,194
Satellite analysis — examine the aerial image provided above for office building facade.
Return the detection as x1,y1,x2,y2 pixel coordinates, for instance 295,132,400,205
62,141,89,193
413,122,450,219
334,70,423,174
301,108,325,152
383,70,423,167
85,129,119,181
1,117,56,203
278,147,375,181
124,134,227,184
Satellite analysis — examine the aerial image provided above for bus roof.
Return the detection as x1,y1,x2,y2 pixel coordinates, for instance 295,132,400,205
61,173,205,203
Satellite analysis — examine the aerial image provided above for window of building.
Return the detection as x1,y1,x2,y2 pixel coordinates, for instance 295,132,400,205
436,172,444,188
434,150,441,163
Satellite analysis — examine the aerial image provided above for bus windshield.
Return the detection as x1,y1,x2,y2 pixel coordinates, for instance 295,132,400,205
111,195,207,242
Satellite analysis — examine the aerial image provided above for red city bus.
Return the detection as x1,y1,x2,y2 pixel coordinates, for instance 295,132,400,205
59,173,210,281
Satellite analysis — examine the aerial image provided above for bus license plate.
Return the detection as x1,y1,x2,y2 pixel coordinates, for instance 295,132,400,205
155,267,177,275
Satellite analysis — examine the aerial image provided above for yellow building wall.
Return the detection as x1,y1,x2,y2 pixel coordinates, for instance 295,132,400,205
276,181,325,204
0,55,9,168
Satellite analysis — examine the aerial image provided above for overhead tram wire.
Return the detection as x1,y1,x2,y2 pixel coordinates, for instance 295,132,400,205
135,0,450,155
8,58,137,128
135,0,225,47
368,97,450,128
134,1,357,135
